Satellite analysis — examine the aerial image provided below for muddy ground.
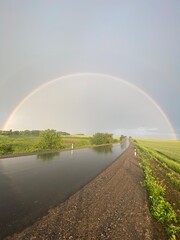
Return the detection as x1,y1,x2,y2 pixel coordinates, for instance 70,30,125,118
6,144,166,240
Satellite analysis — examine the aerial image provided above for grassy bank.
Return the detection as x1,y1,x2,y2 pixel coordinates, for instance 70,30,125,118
0,135,91,156
0,134,120,157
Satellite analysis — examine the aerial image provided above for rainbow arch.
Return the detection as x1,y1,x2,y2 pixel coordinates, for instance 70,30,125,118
3,72,177,139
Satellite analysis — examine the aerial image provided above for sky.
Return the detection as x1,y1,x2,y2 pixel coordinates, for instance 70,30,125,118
0,0,180,139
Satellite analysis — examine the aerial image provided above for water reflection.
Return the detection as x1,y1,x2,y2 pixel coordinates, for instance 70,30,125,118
120,137,129,150
37,152,60,161
92,145,112,154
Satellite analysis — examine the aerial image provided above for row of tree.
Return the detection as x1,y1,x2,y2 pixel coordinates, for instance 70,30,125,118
0,130,70,136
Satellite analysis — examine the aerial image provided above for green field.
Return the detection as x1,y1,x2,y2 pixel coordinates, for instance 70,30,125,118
61,135,91,148
137,139,180,163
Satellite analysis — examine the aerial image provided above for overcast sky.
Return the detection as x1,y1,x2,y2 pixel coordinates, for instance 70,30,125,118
0,0,180,139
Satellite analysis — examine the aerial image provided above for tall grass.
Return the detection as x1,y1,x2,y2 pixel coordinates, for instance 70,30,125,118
0,135,40,154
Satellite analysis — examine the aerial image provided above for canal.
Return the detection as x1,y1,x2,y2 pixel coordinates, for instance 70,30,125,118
0,141,129,239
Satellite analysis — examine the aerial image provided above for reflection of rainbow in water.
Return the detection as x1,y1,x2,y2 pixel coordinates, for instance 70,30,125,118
3,73,177,140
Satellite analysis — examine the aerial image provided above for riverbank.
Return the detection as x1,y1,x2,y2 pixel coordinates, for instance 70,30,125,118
0,143,112,159
6,144,165,240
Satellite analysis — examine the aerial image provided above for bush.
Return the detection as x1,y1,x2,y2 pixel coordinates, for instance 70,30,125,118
38,129,63,151
0,144,13,155
91,133,113,145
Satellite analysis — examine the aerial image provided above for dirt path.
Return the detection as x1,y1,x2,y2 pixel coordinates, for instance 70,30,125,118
7,144,159,240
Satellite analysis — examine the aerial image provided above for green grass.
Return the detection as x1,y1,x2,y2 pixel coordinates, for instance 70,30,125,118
62,134,91,139
0,135,41,154
150,149,180,174
166,172,180,191
61,135,91,148
137,139,180,163
136,139,180,174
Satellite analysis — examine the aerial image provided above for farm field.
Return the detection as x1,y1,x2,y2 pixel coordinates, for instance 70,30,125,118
137,139,180,163
134,139,180,240
61,135,91,148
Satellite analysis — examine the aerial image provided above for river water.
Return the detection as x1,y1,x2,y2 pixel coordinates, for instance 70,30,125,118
0,142,129,239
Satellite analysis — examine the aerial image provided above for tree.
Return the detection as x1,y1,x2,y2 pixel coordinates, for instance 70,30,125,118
38,129,63,150
24,130,30,136
120,135,126,142
13,130,20,136
91,133,113,145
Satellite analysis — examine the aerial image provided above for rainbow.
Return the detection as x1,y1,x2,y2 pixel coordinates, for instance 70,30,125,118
3,72,177,139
